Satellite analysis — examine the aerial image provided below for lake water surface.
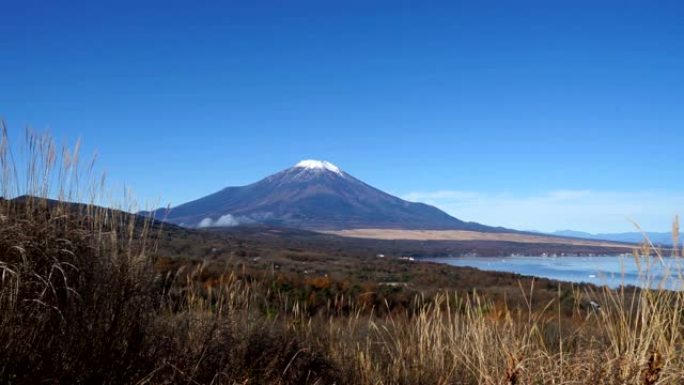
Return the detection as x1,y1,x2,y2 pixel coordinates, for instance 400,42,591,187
424,255,684,290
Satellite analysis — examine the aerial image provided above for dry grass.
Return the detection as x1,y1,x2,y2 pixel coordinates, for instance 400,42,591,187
2,124,684,384
0,125,338,385
324,228,631,248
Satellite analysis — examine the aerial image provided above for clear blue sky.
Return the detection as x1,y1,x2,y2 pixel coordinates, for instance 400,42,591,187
2,0,683,232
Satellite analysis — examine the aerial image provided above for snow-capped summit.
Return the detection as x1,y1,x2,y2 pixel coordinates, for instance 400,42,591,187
294,159,342,175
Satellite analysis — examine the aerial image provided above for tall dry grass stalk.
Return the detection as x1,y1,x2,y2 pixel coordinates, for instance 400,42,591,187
672,215,680,257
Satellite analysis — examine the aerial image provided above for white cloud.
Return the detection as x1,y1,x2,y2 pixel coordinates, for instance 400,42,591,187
215,214,240,226
197,213,249,228
402,190,684,233
198,217,215,228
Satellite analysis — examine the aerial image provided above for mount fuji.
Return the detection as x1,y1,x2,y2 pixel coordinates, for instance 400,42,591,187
151,160,504,232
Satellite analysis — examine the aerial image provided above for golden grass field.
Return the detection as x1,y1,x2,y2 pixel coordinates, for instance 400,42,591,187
325,228,631,248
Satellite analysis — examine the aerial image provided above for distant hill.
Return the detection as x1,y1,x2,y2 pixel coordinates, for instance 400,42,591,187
147,160,505,232
551,230,676,246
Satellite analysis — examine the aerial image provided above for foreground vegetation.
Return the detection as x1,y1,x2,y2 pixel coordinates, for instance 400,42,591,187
2,127,684,384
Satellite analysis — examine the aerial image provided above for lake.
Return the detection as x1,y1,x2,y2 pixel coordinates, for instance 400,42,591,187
424,255,684,290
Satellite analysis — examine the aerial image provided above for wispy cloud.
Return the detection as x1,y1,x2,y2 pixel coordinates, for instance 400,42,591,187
402,190,684,233
197,214,248,228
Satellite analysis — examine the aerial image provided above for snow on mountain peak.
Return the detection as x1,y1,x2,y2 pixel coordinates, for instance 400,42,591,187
294,160,343,175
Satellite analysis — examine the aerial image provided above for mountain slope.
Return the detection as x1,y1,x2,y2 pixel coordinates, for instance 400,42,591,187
153,160,503,232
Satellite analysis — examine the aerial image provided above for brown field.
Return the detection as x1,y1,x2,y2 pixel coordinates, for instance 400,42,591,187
325,228,632,248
